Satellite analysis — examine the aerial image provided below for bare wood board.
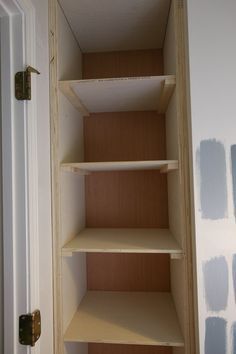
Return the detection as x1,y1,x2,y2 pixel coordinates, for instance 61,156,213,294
64,291,184,347
61,160,178,174
88,343,173,354
62,228,182,257
59,76,175,114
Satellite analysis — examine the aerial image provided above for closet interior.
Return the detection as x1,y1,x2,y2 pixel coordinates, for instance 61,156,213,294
52,1,193,354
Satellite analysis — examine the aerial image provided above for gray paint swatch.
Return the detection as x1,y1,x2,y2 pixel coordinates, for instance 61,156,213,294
232,255,236,303
205,317,227,354
198,140,227,219
232,322,236,354
231,145,236,218
203,256,228,311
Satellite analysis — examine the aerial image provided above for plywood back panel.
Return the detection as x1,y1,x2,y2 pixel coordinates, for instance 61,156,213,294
85,171,168,228
83,50,163,79
84,48,169,295
89,344,172,354
87,253,170,291
84,112,166,162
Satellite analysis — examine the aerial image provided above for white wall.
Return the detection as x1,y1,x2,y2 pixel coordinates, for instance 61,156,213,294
186,0,236,353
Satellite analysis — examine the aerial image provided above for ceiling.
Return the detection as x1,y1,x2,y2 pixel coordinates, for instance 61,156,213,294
59,0,171,53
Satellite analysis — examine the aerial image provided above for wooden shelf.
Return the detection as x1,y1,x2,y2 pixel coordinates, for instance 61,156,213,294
61,160,178,174
59,76,176,115
64,291,184,347
62,228,183,258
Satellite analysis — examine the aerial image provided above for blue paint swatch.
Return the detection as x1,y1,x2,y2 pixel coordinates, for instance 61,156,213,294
232,255,236,303
205,317,227,354
203,256,228,311
231,145,236,219
198,140,228,219
232,322,236,354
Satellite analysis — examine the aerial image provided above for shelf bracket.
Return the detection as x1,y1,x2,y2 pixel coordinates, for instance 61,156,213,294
59,82,90,117
62,249,73,257
170,253,184,260
61,165,90,175
158,77,176,114
160,162,178,173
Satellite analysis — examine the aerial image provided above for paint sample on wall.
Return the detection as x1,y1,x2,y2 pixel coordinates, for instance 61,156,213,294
231,145,236,219
205,317,227,354
203,256,228,311
232,255,236,303
197,139,227,219
232,322,236,354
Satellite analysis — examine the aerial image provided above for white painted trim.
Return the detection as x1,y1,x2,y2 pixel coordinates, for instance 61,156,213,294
17,0,41,313
1,0,40,352
1,10,15,354
19,4,41,354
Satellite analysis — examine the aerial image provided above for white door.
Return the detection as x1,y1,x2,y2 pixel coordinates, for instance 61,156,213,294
0,0,53,353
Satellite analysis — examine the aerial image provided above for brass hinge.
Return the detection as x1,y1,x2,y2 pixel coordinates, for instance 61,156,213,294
15,66,40,100
19,309,41,346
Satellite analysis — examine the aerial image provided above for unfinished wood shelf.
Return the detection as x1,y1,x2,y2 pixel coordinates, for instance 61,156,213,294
62,228,183,258
64,291,184,347
59,76,176,116
61,160,178,174
53,1,194,353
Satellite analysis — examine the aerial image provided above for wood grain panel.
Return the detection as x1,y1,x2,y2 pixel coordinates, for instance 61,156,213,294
84,47,170,308
89,344,172,354
83,49,163,79
84,112,166,162
85,171,168,228
87,253,170,291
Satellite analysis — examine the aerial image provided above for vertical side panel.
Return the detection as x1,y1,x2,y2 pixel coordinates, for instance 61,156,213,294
49,0,62,351
164,4,185,354
164,1,197,353
57,4,87,354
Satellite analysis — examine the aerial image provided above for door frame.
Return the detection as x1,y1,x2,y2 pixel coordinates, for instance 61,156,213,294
1,0,41,352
